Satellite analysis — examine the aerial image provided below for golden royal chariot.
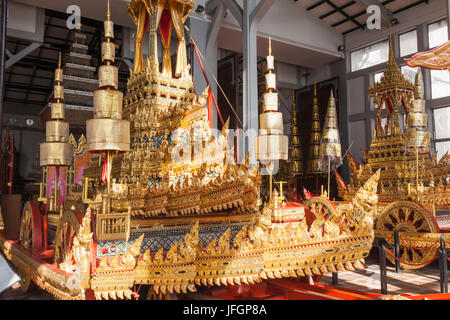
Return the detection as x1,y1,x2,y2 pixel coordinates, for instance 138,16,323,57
0,0,381,300
334,33,450,270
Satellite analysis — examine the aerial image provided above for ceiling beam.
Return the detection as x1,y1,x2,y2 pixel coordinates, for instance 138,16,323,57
222,0,244,28
44,8,103,29
307,0,327,11
334,0,394,28
320,1,355,19
325,0,365,30
249,0,275,24
353,0,391,27
206,3,226,55
6,42,43,69
342,0,429,35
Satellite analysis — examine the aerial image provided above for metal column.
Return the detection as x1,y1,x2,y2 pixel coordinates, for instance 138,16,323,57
0,0,7,143
241,0,274,164
242,0,258,164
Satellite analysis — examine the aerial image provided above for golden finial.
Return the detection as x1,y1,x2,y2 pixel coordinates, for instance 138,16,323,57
314,80,317,97
329,89,335,103
292,88,296,107
58,51,62,69
415,68,424,99
107,0,111,21
269,37,272,56
388,23,395,63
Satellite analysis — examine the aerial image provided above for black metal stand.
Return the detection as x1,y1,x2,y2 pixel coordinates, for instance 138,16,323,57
378,238,388,295
394,230,401,273
439,236,448,294
332,272,338,286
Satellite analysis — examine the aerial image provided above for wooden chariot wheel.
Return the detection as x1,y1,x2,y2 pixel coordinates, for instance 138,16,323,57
375,201,439,270
304,196,339,223
18,201,43,292
54,210,82,271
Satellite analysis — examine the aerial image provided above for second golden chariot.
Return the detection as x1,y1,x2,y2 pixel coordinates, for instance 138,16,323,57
335,30,450,269
0,0,382,300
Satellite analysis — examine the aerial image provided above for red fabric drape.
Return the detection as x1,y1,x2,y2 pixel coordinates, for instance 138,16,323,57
102,154,108,183
159,10,171,45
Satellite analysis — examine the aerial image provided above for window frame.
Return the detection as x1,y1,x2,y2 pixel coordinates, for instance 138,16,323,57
350,40,389,72
346,21,450,162
399,28,418,57
427,19,448,49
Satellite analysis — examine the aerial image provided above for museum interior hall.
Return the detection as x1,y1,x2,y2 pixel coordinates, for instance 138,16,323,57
0,0,449,302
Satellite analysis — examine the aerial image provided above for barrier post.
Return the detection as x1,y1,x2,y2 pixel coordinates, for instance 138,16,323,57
394,230,400,273
332,272,338,286
379,239,388,295
439,236,448,294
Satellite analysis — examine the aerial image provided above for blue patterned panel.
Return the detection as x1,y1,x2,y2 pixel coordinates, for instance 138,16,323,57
96,224,247,257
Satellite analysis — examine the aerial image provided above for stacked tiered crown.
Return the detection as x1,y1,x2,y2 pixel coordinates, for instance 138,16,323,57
40,53,73,167
255,38,288,162
405,69,430,153
306,81,322,174
288,89,303,177
86,1,130,153
318,90,342,172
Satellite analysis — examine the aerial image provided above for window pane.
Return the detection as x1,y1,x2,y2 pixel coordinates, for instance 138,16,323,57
434,107,450,139
431,69,450,99
435,141,450,162
401,65,417,83
428,20,448,48
400,30,418,57
349,120,367,162
351,41,389,72
374,71,384,83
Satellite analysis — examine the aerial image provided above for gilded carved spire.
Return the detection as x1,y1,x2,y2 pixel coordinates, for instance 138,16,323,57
107,0,111,21
288,89,303,177
307,81,322,174
368,25,414,98
318,89,342,172
414,68,424,99
256,37,288,162
405,68,430,153
86,1,130,153
40,51,73,167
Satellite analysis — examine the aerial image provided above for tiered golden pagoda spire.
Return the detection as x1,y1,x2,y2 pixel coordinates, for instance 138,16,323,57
369,25,415,137
40,53,73,168
288,89,303,179
39,52,73,211
86,0,130,213
318,90,342,170
405,69,430,154
256,37,288,198
318,90,342,197
306,81,322,174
